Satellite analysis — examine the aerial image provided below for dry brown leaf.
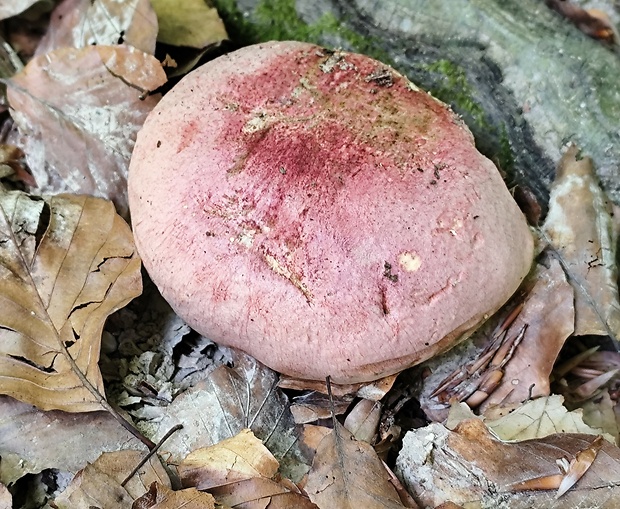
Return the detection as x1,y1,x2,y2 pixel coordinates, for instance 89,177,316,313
344,399,381,443
132,482,216,509
305,420,405,509
0,0,40,21
397,418,620,508
0,483,10,509
37,0,158,55
542,145,620,338
480,257,574,409
279,373,397,401
545,0,618,43
55,450,170,509
178,429,279,489
290,391,353,424
150,0,227,49
0,190,142,412
152,351,310,482
0,395,144,485
300,424,332,460
178,430,315,509
210,477,317,509
6,45,166,217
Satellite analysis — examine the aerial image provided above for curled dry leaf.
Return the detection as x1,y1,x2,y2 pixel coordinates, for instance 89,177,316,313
37,0,159,55
150,0,228,49
54,450,170,509
152,351,310,482
0,190,142,412
6,45,167,217
306,420,406,509
0,0,40,21
396,418,620,508
132,482,216,509
542,145,620,339
0,395,143,485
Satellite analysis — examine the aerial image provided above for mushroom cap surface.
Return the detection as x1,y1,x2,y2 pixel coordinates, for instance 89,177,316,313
129,41,533,383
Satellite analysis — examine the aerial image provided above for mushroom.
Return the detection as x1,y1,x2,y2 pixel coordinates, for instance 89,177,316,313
128,41,534,383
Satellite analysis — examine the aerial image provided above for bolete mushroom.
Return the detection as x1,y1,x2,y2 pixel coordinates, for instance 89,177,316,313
128,41,533,383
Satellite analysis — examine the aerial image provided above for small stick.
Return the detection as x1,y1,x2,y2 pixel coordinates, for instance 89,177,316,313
120,424,183,487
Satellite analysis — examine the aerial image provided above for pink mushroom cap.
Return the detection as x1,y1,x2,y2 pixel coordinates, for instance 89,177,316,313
128,41,534,383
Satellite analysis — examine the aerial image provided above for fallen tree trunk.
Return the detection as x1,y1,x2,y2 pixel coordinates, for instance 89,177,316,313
214,0,620,208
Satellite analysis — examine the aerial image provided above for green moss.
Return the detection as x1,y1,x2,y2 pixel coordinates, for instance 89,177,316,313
424,59,488,130
213,0,391,64
497,125,514,171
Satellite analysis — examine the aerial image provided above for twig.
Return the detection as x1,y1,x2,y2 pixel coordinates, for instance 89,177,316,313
121,424,183,487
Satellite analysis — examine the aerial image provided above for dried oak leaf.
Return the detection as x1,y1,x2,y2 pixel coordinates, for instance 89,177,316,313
133,482,216,509
54,450,170,509
306,420,406,509
396,418,620,508
36,0,158,56
6,45,167,217
542,145,620,339
179,429,316,509
0,190,142,412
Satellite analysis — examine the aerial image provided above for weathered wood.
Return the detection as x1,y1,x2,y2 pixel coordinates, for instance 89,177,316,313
214,0,620,207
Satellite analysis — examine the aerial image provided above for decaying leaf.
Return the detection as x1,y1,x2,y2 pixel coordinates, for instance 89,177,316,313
6,45,167,217
542,145,620,339
54,450,170,509
344,399,381,443
150,0,228,49
450,395,613,442
545,0,618,43
480,257,575,409
290,391,354,424
0,190,142,412
37,0,158,55
279,373,397,401
178,429,316,509
306,420,405,509
396,418,620,508
0,0,40,21
210,477,318,509
178,429,279,489
152,351,310,482
0,395,144,485
133,482,216,509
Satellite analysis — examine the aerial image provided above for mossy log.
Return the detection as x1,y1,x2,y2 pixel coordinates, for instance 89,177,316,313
213,0,620,208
